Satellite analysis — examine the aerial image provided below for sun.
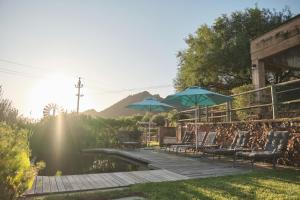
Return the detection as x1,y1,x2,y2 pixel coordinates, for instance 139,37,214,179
28,74,76,118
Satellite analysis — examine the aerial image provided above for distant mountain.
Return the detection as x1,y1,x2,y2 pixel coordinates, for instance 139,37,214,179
83,91,162,118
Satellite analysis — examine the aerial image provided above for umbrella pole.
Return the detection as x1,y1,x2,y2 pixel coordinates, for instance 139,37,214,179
195,107,198,150
148,120,150,147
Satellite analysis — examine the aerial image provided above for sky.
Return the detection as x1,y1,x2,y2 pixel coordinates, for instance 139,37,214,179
0,0,299,118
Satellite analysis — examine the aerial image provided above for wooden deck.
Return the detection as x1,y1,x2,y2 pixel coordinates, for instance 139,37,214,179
24,149,249,196
82,148,249,178
24,169,187,196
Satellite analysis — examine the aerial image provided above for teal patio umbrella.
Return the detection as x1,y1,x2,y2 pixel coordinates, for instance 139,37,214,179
127,97,174,146
164,86,232,149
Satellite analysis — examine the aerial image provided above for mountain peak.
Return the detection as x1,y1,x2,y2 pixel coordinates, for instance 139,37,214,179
84,91,162,118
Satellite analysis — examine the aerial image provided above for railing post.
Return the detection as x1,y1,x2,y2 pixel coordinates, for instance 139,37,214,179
226,101,232,122
271,84,278,119
206,105,209,122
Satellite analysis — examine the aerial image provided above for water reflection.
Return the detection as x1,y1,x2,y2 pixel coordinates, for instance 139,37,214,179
39,153,148,176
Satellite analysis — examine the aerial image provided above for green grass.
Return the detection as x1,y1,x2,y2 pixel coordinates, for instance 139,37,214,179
32,169,300,200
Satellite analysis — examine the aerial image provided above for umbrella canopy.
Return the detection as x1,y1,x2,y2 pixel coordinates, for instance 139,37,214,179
163,86,232,150
163,86,232,108
127,97,174,112
127,97,174,147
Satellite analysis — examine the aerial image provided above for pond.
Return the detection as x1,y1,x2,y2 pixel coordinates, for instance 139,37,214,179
39,152,149,176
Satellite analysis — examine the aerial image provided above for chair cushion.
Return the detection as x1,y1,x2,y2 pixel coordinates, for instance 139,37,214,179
204,132,217,146
236,151,280,159
197,132,207,146
230,131,250,149
204,148,235,155
264,131,289,152
204,147,250,155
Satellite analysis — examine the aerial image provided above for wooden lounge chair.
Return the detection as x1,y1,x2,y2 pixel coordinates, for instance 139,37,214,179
203,131,250,162
235,130,290,169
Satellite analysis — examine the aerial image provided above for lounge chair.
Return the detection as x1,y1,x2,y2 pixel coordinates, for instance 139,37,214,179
167,131,194,152
235,130,290,169
203,131,250,162
172,131,207,153
197,131,219,151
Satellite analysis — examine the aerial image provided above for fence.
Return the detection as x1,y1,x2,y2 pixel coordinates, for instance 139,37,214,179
178,79,300,123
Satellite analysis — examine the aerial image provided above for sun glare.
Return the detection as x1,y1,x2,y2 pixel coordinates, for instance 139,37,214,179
28,74,76,118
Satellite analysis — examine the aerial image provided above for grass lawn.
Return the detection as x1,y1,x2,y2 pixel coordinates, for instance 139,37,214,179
32,169,300,200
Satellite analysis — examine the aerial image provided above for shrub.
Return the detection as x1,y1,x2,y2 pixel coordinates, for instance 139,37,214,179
29,114,142,175
0,123,36,200
0,87,18,124
141,112,152,122
151,114,166,126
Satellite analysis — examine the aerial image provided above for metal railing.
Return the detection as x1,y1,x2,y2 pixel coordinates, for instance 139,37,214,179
178,79,300,123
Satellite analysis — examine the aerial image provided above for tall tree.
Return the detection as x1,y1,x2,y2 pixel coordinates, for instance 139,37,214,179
175,7,293,92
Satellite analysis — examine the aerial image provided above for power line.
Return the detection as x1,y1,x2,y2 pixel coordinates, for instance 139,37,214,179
0,58,47,71
0,67,41,79
0,66,173,94
0,58,79,79
0,58,174,94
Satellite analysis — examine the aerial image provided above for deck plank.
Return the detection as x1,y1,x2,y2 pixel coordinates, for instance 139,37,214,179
49,176,58,193
84,174,98,189
112,172,138,185
100,173,122,187
67,175,82,191
88,174,110,188
61,176,73,191
42,176,51,193
75,175,93,190
95,173,118,188
55,176,65,192
35,176,43,194
110,173,132,185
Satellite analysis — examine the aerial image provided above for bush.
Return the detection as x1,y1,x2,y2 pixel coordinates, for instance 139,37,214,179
0,87,18,124
151,114,166,126
141,112,152,122
29,114,142,175
167,111,190,126
0,123,36,200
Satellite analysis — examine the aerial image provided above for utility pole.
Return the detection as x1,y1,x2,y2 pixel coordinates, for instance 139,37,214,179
75,77,83,113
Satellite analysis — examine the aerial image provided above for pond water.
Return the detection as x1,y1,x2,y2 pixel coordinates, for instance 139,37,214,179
39,153,149,176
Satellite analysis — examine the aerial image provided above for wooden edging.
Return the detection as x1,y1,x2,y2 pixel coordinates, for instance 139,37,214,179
81,148,150,165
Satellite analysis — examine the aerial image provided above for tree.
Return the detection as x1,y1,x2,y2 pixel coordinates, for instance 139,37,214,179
175,7,293,92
